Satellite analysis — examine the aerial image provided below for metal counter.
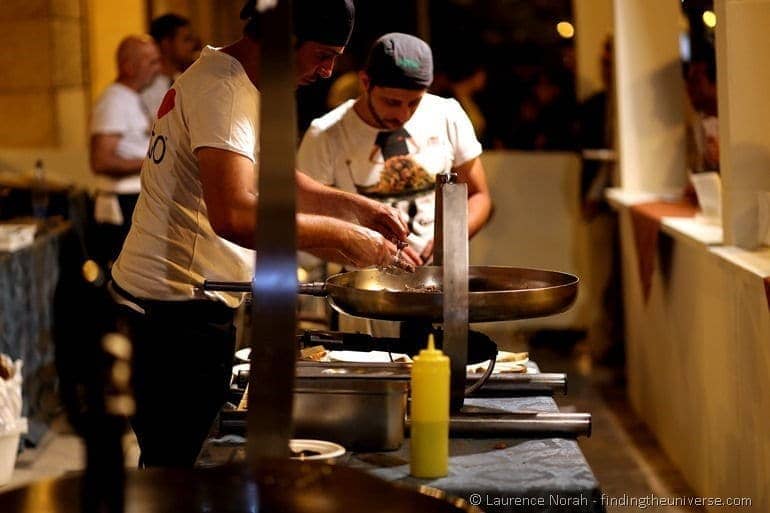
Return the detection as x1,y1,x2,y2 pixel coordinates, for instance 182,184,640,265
200,395,605,513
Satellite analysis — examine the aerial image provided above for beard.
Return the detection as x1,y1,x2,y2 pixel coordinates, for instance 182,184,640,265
367,95,402,129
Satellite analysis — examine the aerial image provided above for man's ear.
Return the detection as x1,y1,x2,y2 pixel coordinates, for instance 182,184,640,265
358,71,370,92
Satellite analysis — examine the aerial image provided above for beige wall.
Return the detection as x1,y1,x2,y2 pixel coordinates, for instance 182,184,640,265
472,151,596,332
87,0,147,103
612,0,688,193
0,0,151,185
0,0,88,148
715,0,770,249
615,205,770,511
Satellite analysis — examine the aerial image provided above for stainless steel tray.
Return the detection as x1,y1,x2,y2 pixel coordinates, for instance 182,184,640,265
295,362,567,395
293,377,407,451
223,375,409,452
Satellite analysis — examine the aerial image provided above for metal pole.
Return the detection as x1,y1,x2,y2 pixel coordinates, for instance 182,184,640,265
247,0,297,462
441,181,468,412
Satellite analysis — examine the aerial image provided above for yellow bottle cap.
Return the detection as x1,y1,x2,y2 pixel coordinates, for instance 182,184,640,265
414,334,449,363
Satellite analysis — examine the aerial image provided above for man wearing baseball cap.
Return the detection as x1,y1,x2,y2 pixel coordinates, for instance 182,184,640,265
112,1,409,467
298,32,493,334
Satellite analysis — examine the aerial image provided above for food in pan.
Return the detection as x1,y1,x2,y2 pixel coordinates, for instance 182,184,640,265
385,283,441,293
404,284,441,293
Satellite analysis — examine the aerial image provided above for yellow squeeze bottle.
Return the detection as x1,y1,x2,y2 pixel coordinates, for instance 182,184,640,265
409,333,450,478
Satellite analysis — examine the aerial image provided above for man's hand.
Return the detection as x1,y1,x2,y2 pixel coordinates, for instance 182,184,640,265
296,171,409,243
299,215,414,271
420,239,434,265
400,245,422,268
338,224,394,268
349,195,409,244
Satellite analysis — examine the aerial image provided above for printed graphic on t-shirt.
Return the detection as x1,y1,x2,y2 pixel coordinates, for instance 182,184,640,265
347,129,438,200
343,128,451,239
157,89,176,119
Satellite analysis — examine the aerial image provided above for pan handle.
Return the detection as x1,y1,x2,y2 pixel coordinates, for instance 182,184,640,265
298,282,328,296
202,280,329,296
201,280,252,292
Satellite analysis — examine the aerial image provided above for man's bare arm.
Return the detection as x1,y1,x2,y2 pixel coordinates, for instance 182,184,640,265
90,134,145,177
198,147,258,248
420,156,493,262
454,156,493,238
296,171,408,242
198,148,403,268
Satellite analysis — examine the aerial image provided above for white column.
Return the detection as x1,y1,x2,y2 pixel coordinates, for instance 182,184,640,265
573,0,614,102
612,0,688,192
715,0,770,248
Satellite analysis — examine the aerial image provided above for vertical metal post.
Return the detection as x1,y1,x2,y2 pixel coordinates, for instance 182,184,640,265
247,0,297,462
432,173,452,266
440,180,468,412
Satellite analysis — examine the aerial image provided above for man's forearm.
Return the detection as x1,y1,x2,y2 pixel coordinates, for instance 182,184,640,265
297,212,347,250
296,170,361,221
468,192,493,238
92,155,144,178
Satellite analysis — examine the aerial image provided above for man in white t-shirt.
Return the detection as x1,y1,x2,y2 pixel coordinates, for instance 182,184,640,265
142,13,198,117
299,33,492,264
111,0,409,467
90,35,160,269
298,33,493,334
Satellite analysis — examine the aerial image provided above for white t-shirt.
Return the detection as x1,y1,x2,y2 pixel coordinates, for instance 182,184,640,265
297,95,482,254
112,46,259,307
141,73,175,120
90,82,150,194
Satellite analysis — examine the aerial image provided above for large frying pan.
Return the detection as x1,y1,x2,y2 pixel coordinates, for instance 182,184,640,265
205,266,578,323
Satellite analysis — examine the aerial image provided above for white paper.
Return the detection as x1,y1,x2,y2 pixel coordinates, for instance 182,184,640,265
690,172,722,223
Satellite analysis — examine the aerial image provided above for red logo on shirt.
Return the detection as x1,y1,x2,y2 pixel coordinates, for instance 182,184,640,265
156,89,176,119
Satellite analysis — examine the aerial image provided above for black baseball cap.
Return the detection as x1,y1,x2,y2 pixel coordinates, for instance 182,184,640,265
240,0,355,47
365,33,433,90
295,0,355,47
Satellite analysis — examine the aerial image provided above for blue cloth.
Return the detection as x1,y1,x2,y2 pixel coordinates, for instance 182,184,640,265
0,222,69,442
198,394,604,512
349,396,604,513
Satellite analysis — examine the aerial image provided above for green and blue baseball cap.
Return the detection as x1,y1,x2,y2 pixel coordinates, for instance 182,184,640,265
365,33,433,90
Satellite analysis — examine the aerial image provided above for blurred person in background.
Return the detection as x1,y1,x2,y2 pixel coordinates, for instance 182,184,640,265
142,13,198,116
578,35,615,214
684,54,719,174
89,35,160,270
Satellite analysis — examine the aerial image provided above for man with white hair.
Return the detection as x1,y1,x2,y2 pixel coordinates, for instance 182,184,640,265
89,35,160,269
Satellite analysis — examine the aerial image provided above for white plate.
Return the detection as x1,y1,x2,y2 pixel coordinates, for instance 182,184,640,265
235,348,251,362
231,363,250,376
327,350,410,363
289,439,345,461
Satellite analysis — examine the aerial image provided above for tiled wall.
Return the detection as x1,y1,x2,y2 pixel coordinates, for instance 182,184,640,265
0,0,88,148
